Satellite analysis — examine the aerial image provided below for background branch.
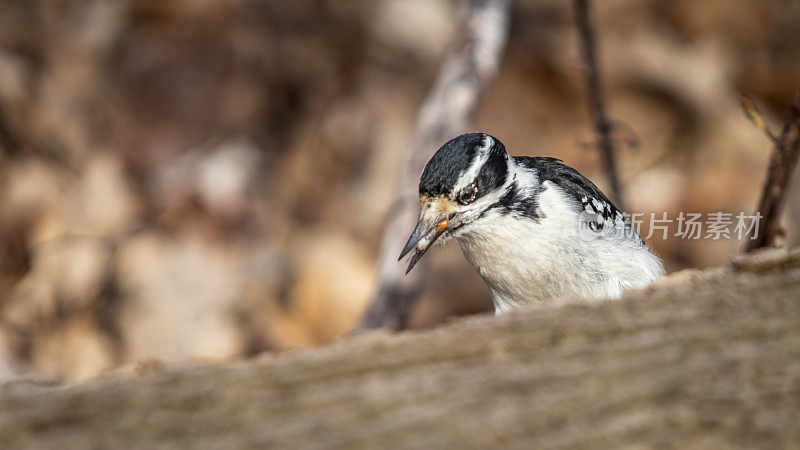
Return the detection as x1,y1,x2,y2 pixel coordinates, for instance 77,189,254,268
356,0,510,331
573,0,625,210
744,87,800,252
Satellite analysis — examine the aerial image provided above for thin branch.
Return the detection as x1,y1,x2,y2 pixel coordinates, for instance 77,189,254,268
356,0,510,331
573,0,625,210
744,87,800,252
740,93,779,144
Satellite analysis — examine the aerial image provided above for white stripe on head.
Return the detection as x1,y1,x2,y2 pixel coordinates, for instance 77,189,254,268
452,134,494,195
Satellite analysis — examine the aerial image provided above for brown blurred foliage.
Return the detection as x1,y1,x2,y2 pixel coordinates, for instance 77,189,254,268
0,0,799,381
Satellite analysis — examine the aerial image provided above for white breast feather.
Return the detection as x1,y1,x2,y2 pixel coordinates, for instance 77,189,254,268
455,169,664,313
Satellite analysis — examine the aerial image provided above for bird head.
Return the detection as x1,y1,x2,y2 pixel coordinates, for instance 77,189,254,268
399,132,510,273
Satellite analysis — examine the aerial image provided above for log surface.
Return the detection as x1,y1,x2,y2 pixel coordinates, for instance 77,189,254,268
1,249,800,449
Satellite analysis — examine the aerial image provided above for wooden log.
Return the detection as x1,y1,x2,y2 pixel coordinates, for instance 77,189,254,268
1,248,799,448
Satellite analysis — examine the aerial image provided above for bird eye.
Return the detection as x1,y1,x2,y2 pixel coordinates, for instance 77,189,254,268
457,184,478,205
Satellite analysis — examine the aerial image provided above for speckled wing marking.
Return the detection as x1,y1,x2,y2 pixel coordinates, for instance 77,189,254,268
579,194,622,223
578,194,627,235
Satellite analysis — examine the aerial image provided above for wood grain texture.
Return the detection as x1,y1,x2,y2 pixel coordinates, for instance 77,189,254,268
1,248,800,449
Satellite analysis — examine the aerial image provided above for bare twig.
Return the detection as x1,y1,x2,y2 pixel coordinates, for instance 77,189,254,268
740,93,779,144
573,0,624,210
357,0,510,330
744,87,800,252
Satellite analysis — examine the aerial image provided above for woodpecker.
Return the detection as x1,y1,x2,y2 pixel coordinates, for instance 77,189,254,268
399,132,664,313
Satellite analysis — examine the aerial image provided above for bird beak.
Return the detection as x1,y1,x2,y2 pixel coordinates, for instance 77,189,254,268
398,216,451,274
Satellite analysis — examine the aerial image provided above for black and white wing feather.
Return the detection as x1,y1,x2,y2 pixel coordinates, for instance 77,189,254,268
515,156,641,243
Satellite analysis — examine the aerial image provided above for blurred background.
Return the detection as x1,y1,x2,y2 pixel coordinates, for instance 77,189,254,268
0,0,799,382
